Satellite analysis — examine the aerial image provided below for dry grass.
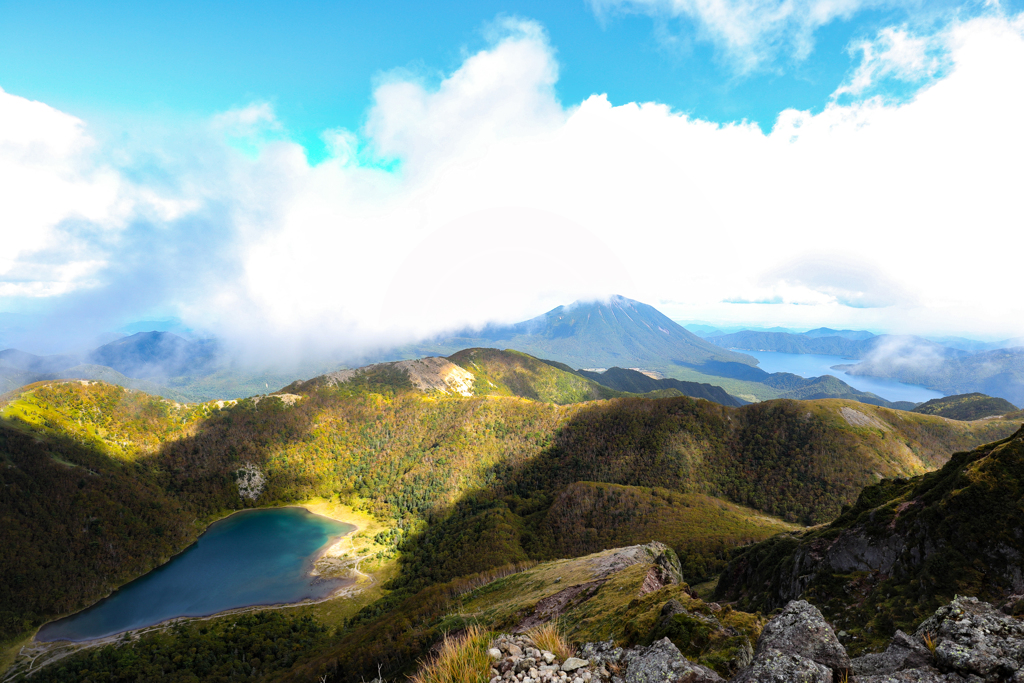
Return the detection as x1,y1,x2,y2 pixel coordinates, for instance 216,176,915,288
525,621,576,661
923,631,937,654
409,624,493,683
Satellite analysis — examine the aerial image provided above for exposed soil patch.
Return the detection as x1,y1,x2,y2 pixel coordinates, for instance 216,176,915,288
513,581,605,632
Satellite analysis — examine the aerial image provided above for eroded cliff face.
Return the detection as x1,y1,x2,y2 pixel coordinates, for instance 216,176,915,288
714,426,1024,653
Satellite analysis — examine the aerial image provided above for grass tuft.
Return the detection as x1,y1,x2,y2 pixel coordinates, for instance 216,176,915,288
409,624,493,683
923,631,937,654
525,621,576,661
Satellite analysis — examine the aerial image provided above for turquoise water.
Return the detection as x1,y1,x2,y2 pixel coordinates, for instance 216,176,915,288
37,508,355,642
743,350,944,404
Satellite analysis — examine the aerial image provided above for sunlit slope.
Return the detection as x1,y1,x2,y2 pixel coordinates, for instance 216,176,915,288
447,348,622,403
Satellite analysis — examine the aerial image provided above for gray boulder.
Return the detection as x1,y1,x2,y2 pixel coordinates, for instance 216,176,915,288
730,649,831,683
620,637,723,683
749,600,851,678
915,595,1024,682
853,630,935,676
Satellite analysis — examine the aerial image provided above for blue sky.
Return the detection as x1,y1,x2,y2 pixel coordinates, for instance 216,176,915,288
3,0,1004,158
2,0,1024,356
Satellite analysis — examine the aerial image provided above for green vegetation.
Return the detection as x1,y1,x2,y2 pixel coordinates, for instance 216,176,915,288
536,482,797,581
715,426,1024,655
912,392,1019,420
2,369,1021,680
25,611,331,683
408,624,493,683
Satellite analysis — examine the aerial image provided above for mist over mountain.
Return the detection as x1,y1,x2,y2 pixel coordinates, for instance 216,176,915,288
86,332,221,378
841,346,1024,408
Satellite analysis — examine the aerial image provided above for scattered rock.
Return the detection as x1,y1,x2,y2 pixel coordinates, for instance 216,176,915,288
561,658,590,672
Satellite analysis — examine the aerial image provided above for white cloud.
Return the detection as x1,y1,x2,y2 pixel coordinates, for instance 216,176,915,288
833,26,948,99
3,12,1024,359
0,87,198,304
0,88,122,287
588,0,885,71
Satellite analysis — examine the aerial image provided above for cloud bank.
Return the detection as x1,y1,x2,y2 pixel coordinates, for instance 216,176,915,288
2,11,1024,360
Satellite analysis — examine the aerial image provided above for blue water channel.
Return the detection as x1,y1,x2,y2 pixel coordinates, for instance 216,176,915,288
743,350,944,404
37,508,355,642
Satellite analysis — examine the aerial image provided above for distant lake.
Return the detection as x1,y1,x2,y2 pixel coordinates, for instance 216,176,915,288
742,350,944,404
37,508,354,643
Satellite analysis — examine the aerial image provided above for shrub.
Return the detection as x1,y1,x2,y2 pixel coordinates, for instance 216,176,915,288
410,624,493,683
526,621,576,661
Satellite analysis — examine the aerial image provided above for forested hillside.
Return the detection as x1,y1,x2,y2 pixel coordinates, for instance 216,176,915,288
715,425,1024,655
2,369,1021,680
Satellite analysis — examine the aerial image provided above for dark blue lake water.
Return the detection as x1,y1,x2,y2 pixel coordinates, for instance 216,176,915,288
37,508,355,642
743,350,944,404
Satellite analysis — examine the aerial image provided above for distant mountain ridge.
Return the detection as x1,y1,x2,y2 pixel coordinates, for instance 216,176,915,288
86,331,220,378
912,392,1019,421
574,367,745,406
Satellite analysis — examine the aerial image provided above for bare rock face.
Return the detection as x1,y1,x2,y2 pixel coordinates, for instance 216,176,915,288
730,649,832,683
619,638,723,683
749,600,850,679
914,596,1024,683
853,630,935,677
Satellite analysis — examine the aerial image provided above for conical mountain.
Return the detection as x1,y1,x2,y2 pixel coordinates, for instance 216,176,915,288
439,295,756,370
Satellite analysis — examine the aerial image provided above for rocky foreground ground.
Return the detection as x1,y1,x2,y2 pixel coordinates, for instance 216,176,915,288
487,595,1024,683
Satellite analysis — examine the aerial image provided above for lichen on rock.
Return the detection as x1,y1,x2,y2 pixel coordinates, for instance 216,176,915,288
235,462,266,500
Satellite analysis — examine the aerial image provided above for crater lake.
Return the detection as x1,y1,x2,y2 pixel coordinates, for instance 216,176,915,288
37,507,355,642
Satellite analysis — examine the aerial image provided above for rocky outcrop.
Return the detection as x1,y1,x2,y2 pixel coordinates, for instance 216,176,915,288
730,600,849,682
576,638,724,683
913,596,1024,682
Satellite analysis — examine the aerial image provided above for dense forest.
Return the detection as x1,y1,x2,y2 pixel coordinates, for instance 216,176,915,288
2,359,1022,681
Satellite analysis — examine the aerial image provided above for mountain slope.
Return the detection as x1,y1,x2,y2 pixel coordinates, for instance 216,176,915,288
715,425,1024,653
